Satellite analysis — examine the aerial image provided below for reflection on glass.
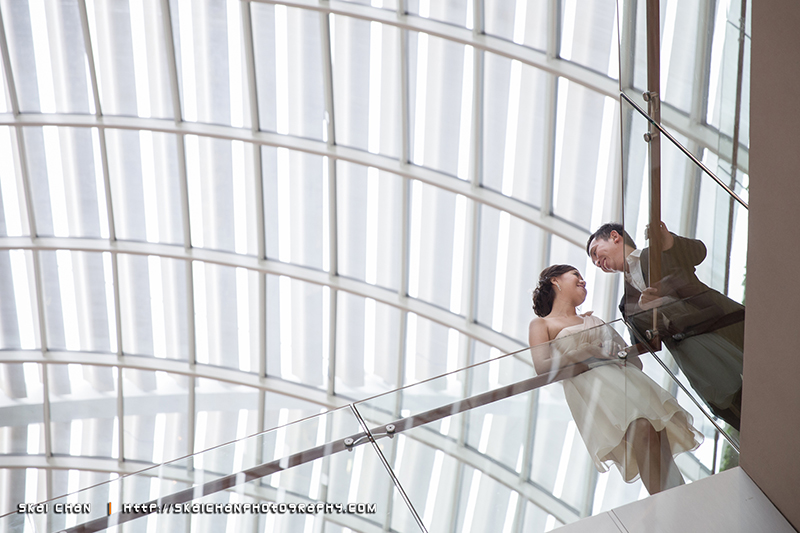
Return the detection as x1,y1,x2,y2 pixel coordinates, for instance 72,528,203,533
7,407,422,533
530,265,701,496
615,97,746,442
354,307,727,528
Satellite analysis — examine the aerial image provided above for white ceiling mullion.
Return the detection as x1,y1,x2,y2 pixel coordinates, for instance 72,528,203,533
242,0,265,263
396,0,410,409
379,436,399,531
116,365,124,462
681,0,713,241
159,0,197,467
0,86,748,174
0,4,20,116
0,0,57,485
474,0,485,35
320,11,337,148
458,14,485,526
77,0,103,116
0,236,538,355
0,349,351,409
241,6,267,481
10,134,55,466
397,6,409,165
78,1,122,384
39,350,52,459
540,79,558,223
541,0,559,221
395,0,412,407
241,1,268,405
690,0,715,126
187,375,196,461
618,0,636,92
311,10,339,401
160,0,184,125
252,0,620,97
513,389,538,532
319,10,340,398
680,141,702,237
9,133,34,238
465,50,483,312
159,0,190,246
327,289,338,398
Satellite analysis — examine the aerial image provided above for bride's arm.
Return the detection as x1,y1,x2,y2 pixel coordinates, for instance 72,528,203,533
529,319,598,375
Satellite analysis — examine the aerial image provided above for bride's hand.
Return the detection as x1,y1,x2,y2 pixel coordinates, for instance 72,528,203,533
580,342,615,361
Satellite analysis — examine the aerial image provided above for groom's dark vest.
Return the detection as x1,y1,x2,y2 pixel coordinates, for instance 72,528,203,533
620,234,744,349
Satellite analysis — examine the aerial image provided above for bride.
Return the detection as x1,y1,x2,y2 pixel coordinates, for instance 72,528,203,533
528,264,703,495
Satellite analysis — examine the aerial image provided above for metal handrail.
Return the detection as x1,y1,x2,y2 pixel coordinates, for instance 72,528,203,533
44,320,741,532
621,92,750,210
57,355,614,532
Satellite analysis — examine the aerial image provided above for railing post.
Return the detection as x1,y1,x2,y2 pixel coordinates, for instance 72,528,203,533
645,0,662,343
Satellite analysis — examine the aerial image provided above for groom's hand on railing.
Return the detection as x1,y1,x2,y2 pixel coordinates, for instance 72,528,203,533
644,221,675,250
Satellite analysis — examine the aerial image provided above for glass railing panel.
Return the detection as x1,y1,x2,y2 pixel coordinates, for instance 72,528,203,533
618,0,750,186
351,318,732,530
618,95,745,448
618,0,715,115
621,325,740,483
709,0,751,179
2,406,424,533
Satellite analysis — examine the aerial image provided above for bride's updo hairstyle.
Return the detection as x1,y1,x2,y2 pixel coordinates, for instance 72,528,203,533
532,264,578,317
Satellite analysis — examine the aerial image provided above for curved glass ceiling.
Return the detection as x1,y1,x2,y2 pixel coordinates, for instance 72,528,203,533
0,0,749,527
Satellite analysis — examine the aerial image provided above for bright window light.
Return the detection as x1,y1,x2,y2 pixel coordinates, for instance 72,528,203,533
29,0,56,113
227,0,244,128
178,0,198,121
457,46,473,181
129,0,151,118
368,22,383,154
274,5,289,134
0,127,23,236
412,33,430,165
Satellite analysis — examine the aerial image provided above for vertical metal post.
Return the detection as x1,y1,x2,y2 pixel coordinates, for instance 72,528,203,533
724,0,748,296
644,0,662,339
645,0,662,285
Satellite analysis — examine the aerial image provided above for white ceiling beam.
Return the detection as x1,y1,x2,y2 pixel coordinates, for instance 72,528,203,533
0,237,531,356
0,349,348,410
0,114,591,248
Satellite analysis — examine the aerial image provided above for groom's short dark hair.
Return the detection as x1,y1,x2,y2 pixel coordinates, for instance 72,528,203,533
586,223,638,255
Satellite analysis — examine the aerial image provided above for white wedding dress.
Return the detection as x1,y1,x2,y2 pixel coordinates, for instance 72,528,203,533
553,315,703,481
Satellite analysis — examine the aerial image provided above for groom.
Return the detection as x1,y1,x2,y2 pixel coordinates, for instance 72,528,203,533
586,222,744,431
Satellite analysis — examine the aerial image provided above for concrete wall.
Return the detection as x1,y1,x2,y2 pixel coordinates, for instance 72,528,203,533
740,1,800,529
555,468,794,533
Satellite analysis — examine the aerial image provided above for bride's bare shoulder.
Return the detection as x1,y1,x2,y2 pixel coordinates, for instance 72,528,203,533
528,316,553,345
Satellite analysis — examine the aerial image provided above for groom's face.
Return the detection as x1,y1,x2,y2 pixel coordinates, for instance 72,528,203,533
588,231,625,273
